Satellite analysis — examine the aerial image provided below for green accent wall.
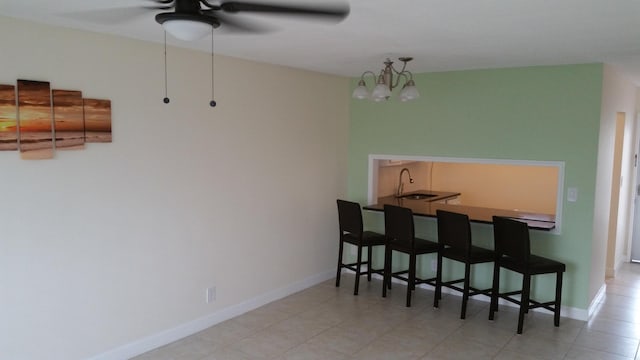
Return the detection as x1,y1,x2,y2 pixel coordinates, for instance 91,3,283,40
348,64,603,309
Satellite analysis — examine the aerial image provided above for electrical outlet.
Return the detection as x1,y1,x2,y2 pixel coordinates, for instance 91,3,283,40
430,259,437,272
206,286,216,303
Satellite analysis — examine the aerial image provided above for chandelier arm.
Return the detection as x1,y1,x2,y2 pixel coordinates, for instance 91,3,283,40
390,60,408,73
401,70,414,82
361,70,377,79
358,70,378,84
405,70,414,79
399,60,408,74
388,59,412,89
389,67,403,90
396,72,409,84
391,69,414,90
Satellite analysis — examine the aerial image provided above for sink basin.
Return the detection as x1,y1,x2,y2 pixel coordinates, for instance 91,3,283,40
397,193,437,200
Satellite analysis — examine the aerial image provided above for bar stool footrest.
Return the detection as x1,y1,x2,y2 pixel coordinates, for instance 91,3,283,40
441,279,492,297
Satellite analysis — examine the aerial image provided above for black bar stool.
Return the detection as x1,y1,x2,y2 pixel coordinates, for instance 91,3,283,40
382,204,439,307
336,199,386,295
489,216,566,334
434,210,494,319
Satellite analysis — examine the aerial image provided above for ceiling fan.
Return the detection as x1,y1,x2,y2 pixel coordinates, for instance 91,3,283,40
147,0,350,41
92,0,349,106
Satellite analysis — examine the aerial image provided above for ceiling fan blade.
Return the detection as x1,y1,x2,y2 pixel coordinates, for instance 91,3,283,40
219,1,349,20
212,12,277,33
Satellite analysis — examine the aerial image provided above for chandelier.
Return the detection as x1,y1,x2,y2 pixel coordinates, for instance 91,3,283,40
352,57,420,102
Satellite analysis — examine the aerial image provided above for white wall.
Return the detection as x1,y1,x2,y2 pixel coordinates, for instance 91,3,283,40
590,64,637,300
0,17,350,360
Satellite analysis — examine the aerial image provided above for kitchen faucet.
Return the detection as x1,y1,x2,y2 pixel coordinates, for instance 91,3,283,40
397,167,414,197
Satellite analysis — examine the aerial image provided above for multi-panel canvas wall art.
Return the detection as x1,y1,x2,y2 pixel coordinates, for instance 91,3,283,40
0,79,112,159
53,90,85,150
84,99,112,143
18,80,53,159
0,85,17,151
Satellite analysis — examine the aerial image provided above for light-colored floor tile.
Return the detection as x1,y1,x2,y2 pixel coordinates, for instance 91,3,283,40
606,284,640,298
574,328,639,358
448,321,514,347
231,306,292,331
134,337,219,360
598,293,639,310
279,342,355,360
135,265,640,360
590,302,640,324
502,334,571,360
587,316,640,339
199,345,254,360
269,313,338,340
353,331,435,360
512,311,585,343
423,337,502,360
304,325,377,355
229,328,306,360
132,348,176,360
195,319,258,347
564,345,634,360
492,349,548,360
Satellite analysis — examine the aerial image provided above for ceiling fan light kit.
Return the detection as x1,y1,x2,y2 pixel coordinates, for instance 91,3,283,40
352,57,420,102
156,13,219,41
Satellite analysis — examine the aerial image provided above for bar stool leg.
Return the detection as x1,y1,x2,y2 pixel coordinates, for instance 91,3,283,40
367,245,373,281
335,239,344,287
489,262,500,320
554,271,563,327
517,274,531,334
354,245,363,295
407,254,416,307
461,262,471,319
434,252,443,308
382,247,390,298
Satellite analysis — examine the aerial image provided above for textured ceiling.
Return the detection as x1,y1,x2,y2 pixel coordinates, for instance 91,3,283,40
2,0,640,83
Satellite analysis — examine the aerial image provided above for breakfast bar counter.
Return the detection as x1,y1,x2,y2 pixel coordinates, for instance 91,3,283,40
364,192,555,230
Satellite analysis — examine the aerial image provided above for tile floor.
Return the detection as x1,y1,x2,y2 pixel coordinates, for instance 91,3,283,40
134,263,640,359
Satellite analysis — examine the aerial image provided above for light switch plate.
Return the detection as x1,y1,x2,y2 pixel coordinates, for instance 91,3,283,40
567,187,578,202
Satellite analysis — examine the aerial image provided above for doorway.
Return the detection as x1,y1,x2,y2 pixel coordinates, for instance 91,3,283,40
631,116,640,262
606,113,627,276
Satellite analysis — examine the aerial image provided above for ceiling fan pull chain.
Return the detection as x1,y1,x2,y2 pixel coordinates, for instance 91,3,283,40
210,27,216,107
163,31,170,104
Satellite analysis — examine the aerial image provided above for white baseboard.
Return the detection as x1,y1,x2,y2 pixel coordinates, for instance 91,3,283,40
87,270,335,360
587,283,607,319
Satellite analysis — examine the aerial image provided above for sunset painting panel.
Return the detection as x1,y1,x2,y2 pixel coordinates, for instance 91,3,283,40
53,90,84,150
83,98,111,143
18,80,53,159
0,84,17,151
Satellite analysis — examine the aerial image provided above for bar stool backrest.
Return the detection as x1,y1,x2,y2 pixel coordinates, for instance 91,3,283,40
384,204,415,247
436,210,471,252
492,216,531,263
337,199,364,238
